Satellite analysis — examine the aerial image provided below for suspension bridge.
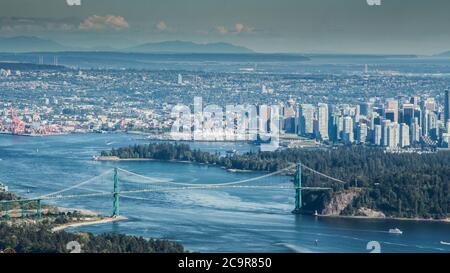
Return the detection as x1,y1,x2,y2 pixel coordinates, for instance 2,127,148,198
0,162,347,222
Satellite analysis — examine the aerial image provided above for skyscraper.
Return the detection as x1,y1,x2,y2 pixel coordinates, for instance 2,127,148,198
382,120,391,147
342,116,354,144
298,104,315,136
374,124,382,146
402,103,415,126
357,123,368,144
445,90,450,124
400,123,410,148
282,99,296,134
315,103,329,141
387,123,400,149
386,99,399,123
411,118,421,144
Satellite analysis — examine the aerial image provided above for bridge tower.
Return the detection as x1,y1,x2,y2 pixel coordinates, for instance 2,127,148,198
36,199,41,220
292,162,302,214
112,168,120,217
3,203,9,222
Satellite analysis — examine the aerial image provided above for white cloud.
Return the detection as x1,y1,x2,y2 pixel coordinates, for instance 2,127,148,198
215,26,228,34
235,23,254,33
0,17,78,33
215,23,255,35
79,15,129,31
156,20,168,31
234,23,245,33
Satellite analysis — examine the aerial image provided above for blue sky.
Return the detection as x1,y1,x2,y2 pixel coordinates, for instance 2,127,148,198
1,0,450,54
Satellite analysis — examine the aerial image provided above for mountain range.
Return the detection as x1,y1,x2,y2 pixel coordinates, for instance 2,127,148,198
436,50,450,57
0,36,254,54
126,40,253,54
0,36,67,52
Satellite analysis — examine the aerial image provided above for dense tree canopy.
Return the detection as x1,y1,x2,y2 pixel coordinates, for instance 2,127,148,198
0,223,184,253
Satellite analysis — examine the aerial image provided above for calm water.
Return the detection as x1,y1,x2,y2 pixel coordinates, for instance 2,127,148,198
0,133,449,253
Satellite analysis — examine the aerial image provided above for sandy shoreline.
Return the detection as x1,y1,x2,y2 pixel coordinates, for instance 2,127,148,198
56,207,99,216
51,216,127,232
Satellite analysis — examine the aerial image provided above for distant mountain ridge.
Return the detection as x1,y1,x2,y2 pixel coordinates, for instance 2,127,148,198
125,41,254,54
0,36,68,52
437,50,450,57
0,36,254,54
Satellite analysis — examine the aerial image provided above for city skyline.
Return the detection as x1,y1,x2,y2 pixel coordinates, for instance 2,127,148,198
1,0,450,54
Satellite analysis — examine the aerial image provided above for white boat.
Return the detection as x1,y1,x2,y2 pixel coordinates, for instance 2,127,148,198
389,228,403,235
440,241,450,246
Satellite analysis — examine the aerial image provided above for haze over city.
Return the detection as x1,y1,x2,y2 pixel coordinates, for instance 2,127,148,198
1,0,450,54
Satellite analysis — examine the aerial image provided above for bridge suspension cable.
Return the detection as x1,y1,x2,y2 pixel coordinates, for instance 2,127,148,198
299,162,347,184
117,164,296,187
39,169,113,198
1,161,345,204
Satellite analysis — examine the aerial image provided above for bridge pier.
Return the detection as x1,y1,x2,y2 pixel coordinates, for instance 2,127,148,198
292,163,303,214
112,168,120,217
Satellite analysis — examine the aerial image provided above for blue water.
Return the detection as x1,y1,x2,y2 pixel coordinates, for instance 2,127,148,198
0,133,449,253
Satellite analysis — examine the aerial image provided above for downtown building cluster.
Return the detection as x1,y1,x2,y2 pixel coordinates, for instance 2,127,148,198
281,90,450,149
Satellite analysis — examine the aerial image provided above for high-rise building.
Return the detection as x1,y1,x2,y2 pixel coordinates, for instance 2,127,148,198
332,114,344,141
410,96,420,106
411,118,421,144
400,123,410,148
382,120,391,146
374,124,382,146
315,103,329,141
385,99,399,123
387,122,400,149
423,98,436,112
357,123,368,144
342,116,354,144
282,99,296,134
402,104,415,126
445,90,450,124
359,102,373,116
427,111,438,138
298,104,315,136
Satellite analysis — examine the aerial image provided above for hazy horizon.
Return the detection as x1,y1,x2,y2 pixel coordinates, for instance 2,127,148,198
1,0,450,55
